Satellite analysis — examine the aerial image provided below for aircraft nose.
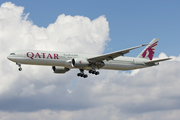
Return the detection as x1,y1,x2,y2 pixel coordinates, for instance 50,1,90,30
7,55,12,61
7,55,10,60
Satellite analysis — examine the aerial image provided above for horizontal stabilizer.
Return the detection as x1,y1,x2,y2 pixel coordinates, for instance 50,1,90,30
145,58,172,64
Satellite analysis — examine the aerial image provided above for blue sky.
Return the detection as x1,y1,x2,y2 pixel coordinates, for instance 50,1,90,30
2,0,179,57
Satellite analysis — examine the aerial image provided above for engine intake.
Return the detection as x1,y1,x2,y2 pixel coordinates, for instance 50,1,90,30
52,66,70,73
71,58,89,68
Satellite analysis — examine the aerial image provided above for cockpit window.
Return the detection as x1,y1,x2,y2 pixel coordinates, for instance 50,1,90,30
10,53,15,55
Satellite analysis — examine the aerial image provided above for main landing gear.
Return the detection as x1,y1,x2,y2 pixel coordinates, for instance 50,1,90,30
89,69,100,75
77,69,88,78
77,69,100,78
16,63,22,71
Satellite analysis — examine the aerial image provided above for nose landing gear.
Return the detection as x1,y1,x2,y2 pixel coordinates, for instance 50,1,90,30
16,63,22,71
19,68,22,71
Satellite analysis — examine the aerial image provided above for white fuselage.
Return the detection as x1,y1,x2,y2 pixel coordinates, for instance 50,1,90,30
7,50,155,71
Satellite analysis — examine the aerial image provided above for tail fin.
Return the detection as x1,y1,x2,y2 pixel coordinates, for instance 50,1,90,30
137,38,159,60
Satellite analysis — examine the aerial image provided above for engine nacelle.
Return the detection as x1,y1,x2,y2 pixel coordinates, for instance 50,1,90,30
71,58,89,68
52,66,70,73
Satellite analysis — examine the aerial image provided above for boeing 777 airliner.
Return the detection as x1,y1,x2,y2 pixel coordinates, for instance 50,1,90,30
7,38,171,78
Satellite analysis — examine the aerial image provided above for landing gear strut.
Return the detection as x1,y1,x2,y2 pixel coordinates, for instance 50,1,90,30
77,69,88,78
16,63,22,71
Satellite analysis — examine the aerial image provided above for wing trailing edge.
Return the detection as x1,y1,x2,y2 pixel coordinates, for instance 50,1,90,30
88,44,147,62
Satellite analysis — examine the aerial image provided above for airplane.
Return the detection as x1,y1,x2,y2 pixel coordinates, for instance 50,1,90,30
7,38,171,78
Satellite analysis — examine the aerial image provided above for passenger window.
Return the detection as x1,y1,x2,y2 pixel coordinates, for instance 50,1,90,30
10,53,15,55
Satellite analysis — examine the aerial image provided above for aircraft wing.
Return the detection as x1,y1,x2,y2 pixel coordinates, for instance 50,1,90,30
88,44,147,62
145,58,172,64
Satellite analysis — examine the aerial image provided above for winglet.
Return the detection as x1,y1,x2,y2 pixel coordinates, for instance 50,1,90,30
142,44,148,46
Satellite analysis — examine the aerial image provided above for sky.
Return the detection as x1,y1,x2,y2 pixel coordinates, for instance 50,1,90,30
0,1,180,120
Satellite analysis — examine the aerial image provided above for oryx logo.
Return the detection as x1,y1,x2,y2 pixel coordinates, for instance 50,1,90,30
142,41,158,60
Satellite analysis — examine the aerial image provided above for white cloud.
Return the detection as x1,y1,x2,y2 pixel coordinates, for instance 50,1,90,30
20,84,36,96
0,2,180,120
40,85,56,94
67,89,73,94
0,1,109,96
1,108,180,120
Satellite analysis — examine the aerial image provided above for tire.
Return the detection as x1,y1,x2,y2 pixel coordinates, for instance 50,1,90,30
95,71,99,75
89,70,93,73
77,73,81,76
19,68,22,71
80,74,84,77
84,74,88,78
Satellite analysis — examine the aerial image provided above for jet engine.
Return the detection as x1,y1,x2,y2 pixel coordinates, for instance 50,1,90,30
52,66,70,73
71,58,89,68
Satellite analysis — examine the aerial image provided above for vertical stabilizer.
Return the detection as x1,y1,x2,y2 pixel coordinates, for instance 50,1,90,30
137,38,159,60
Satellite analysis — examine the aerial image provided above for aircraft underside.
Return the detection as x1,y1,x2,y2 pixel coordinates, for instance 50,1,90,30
14,58,150,78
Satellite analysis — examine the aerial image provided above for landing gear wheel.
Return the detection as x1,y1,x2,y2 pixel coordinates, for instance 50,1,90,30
77,69,88,78
77,73,81,76
84,74,88,78
19,68,22,71
95,71,99,75
80,74,84,77
89,69,100,75
16,63,22,71
89,70,93,73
